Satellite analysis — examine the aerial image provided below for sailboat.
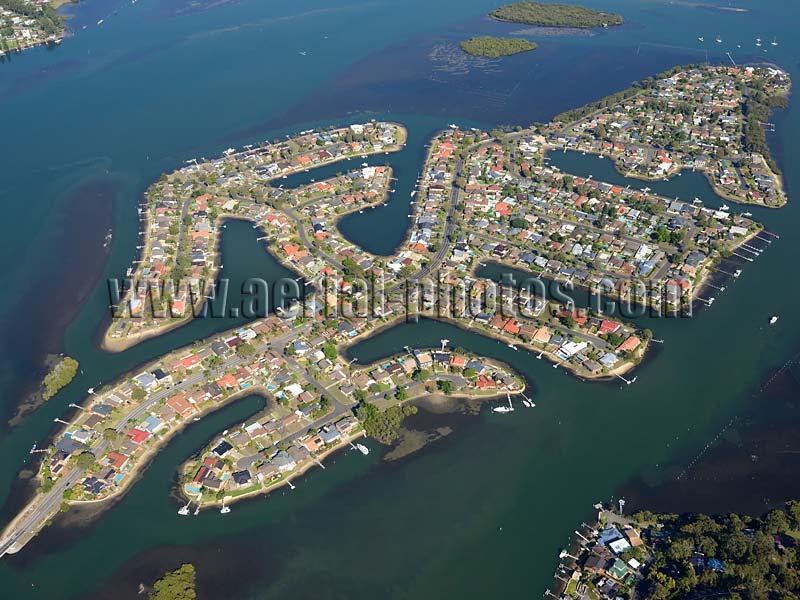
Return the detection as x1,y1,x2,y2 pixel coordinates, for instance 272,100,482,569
698,36,704,42
715,35,722,43
771,37,778,46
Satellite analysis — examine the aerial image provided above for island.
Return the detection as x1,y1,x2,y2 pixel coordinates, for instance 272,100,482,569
149,563,196,600
0,0,69,55
459,36,537,58
0,63,790,558
489,1,624,29
41,355,79,400
553,501,800,599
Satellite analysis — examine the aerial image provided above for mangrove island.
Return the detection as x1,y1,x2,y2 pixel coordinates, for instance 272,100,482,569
459,36,538,58
490,1,624,29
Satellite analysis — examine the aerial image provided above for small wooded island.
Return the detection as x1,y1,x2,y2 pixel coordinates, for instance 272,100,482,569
459,36,538,58
490,1,624,28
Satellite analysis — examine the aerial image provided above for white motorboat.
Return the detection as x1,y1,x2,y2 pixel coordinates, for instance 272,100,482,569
770,315,778,325
355,443,369,456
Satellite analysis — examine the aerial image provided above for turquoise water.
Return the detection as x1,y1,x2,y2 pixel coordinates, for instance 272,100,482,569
0,0,798,597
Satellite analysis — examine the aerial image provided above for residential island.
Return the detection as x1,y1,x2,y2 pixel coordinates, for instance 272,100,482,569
0,0,69,55
459,36,537,58
489,1,624,29
0,63,790,557
552,501,800,599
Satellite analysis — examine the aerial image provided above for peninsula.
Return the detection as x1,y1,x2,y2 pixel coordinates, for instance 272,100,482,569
0,63,790,558
553,501,800,600
459,36,537,58
489,1,624,29
0,0,68,55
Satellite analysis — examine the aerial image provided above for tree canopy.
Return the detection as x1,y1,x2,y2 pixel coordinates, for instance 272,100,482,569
490,1,623,28
459,36,538,58
150,563,197,600
41,356,79,401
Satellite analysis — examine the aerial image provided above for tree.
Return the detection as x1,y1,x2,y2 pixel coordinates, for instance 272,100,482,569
102,428,119,442
41,356,79,400
510,217,528,229
150,563,197,600
438,380,453,394
236,342,256,358
395,387,408,401
74,451,96,470
319,396,332,412
131,386,147,401
322,341,337,361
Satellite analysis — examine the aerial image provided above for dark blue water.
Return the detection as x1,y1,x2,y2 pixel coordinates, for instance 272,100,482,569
0,0,798,598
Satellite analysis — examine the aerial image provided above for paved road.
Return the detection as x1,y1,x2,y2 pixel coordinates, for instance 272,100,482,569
0,323,313,557
386,156,464,297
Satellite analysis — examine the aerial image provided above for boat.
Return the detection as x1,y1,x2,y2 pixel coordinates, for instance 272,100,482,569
299,51,307,56
220,501,231,514
756,39,762,47
449,124,458,129
410,190,417,197
715,35,722,43
193,504,200,515
734,269,742,278
721,204,730,211
698,36,704,42
361,162,368,167
355,443,369,456
97,19,104,25
493,394,514,414
771,37,778,46
507,343,518,350
770,315,779,325
178,501,190,516
742,211,752,217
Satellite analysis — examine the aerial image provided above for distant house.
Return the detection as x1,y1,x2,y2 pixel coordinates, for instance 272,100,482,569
231,470,252,486
212,440,233,457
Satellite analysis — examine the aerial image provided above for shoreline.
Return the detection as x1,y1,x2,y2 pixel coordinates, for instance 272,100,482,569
101,124,407,352
543,145,786,209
